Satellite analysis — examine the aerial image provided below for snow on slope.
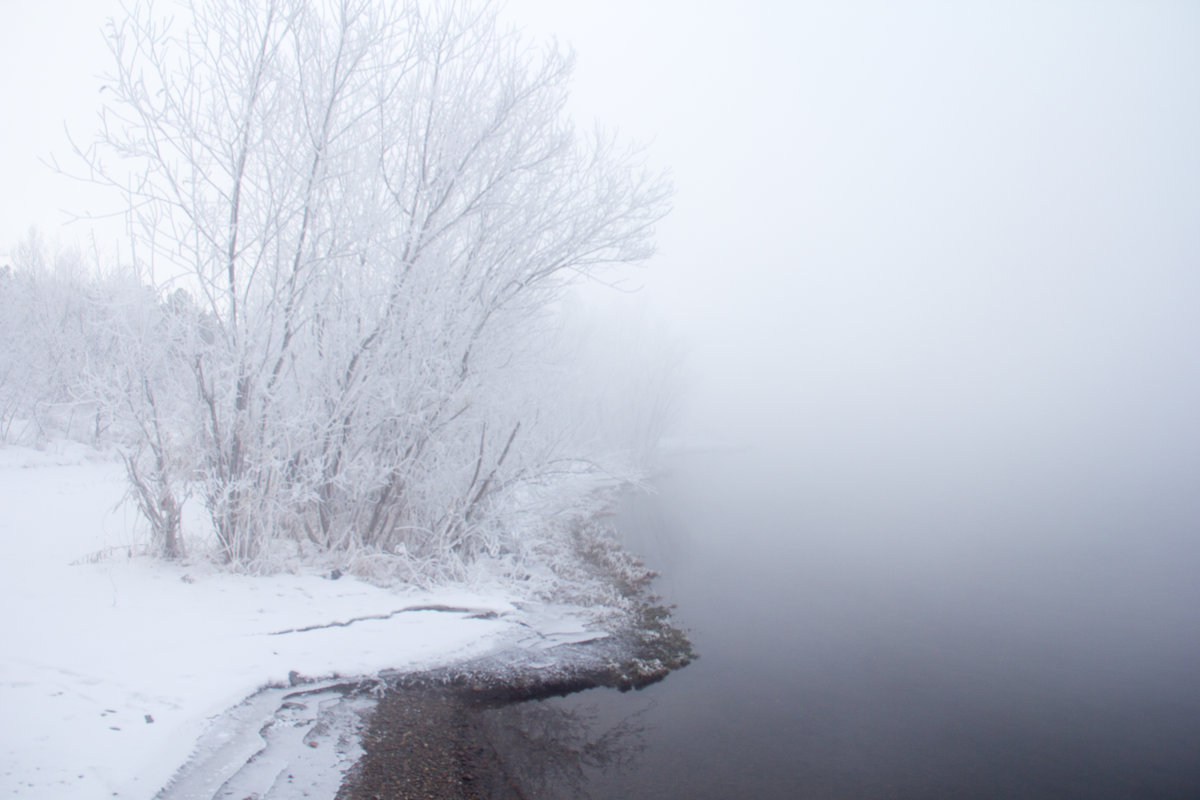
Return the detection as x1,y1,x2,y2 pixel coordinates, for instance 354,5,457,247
0,442,584,799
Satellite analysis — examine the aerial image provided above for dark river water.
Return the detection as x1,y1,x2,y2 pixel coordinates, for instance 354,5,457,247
479,445,1200,798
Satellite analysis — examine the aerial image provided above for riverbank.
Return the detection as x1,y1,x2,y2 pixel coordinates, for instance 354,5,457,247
342,608,692,800
153,599,691,800
0,442,691,799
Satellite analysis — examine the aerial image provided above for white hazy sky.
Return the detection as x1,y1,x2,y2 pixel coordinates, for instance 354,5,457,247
3,1,1200,470
509,1,1200,475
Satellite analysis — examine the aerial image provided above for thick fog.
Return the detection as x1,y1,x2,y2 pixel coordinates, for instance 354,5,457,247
5,0,1200,550
504,1,1200,546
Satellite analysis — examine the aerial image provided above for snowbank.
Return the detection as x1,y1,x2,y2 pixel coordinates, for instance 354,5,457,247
0,443,588,799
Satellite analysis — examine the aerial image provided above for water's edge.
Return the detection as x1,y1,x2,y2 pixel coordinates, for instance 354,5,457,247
338,602,695,799
152,599,693,800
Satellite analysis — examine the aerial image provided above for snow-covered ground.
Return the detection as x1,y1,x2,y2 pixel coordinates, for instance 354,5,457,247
0,442,599,799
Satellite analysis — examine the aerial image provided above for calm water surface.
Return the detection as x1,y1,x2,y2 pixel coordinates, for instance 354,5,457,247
481,446,1200,798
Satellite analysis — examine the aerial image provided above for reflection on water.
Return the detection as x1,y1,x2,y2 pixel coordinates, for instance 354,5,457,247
477,448,1200,799
475,698,651,799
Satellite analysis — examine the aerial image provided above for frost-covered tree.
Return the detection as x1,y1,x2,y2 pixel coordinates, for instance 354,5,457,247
0,230,118,444
0,229,195,558
78,0,670,572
